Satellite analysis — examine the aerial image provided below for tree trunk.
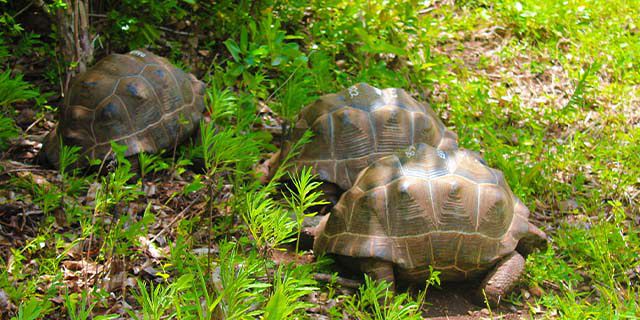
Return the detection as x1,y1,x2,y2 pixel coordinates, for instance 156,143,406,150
54,0,94,96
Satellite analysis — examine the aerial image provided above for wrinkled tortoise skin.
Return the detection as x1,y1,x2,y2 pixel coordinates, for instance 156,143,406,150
41,49,206,168
314,143,542,283
285,83,458,191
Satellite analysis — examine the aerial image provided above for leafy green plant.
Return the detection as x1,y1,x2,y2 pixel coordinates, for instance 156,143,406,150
1,257,37,306
205,83,237,124
170,244,271,320
103,202,155,260
138,151,170,180
176,256,221,320
307,51,338,93
199,124,260,177
239,130,312,252
210,242,268,319
0,114,18,150
242,192,297,252
181,174,204,195
64,289,118,320
271,71,317,136
198,117,265,259
10,297,52,320
0,70,40,150
57,141,82,178
0,70,40,109
564,61,599,115
102,0,192,50
263,263,318,319
283,167,329,252
544,201,639,314
94,142,143,215
129,275,193,320
15,174,62,215
223,16,307,86
0,36,9,61
343,276,423,320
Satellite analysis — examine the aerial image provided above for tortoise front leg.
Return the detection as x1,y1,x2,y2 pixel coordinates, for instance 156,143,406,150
476,251,525,306
360,259,396,291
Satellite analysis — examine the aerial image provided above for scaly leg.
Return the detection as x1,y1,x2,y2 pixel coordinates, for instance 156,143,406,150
476,252,525,306
360,259,396,291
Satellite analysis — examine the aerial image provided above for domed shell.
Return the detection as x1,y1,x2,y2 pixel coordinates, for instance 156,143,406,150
313,144,532,281
41,49,206,168
288,83,458,190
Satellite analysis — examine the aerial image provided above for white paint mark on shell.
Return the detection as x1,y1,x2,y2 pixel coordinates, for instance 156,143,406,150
405,145,416,157
383,88,398,104
348,86,359,98
129,50,147,57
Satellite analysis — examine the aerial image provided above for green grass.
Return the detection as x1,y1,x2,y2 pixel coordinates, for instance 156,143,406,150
1,0,639,318
0,70,40,150
434,1,640,317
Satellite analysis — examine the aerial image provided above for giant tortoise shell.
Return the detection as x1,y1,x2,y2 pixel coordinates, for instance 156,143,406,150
40,49,206,168
283,83,458,192
313,143,547,304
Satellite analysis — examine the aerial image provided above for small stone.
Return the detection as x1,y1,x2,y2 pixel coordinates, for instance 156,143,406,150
579,285,591,292
529,285,544,297
0,289,9,310
558,199,579,212
16,108,36,127
143,183,157,197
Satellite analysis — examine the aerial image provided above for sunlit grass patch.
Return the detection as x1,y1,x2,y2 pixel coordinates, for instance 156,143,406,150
526,201,640,317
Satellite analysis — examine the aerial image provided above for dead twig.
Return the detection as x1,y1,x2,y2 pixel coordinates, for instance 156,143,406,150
313,273,362,289
24,115,46,134
150,193,202,243
157,26,193,36
12,1,35,18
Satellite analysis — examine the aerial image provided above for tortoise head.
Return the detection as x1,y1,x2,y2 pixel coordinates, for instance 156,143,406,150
38,127,60,168
514,200,549,255
40,105,95,169
514,199,531,220
189,74,207,101
310,214,330,239
296,214,329,251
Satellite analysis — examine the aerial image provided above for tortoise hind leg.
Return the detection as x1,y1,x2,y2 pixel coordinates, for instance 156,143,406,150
475,251,525,306
360,259,396,291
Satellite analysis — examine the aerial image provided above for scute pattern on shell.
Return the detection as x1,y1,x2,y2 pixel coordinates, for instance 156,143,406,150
313,143,532,281
42,49,206,168
289,83,458,190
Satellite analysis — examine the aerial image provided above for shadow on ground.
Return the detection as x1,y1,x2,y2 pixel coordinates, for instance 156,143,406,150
420,283,524,319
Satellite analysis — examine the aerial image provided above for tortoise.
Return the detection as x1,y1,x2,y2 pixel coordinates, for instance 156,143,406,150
273,83,458,202
312,143,547,305
40,49,206,169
